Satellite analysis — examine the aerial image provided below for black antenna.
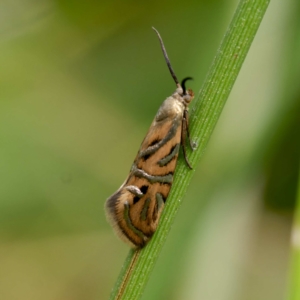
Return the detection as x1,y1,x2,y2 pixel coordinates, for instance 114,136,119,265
181,77,193,95
152,27,180,87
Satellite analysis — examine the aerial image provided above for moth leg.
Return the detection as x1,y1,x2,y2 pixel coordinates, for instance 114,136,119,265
181,116,193,169
183,109,195,150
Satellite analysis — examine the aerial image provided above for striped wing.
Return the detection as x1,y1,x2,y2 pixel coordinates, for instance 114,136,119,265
106,106,183,247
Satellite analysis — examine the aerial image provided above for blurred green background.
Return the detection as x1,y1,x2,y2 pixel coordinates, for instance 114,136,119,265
0,0,299,299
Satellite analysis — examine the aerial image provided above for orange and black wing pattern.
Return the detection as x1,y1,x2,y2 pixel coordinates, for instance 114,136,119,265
106,96,184,247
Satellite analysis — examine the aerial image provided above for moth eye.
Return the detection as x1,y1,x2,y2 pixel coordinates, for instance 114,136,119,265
183,94,192,104
140,185,149,194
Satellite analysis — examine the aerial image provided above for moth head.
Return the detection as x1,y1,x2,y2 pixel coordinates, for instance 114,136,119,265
183,88,194,105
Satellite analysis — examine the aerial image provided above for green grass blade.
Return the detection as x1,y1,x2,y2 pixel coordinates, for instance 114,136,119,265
110,0,270,299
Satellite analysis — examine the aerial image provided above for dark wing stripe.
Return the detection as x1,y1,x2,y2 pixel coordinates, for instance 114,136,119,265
140,198,151,221
139,117,180,160
156,192,165,205
152,193,165,221
149,138,161,146
123,201,145,240
132,165,173,184
125,185,143,197
158,143,180,167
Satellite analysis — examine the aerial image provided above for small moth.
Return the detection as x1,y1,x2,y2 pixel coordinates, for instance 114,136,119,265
105,27,194,248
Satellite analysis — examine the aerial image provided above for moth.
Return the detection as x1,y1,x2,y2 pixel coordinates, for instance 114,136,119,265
105,27,194,248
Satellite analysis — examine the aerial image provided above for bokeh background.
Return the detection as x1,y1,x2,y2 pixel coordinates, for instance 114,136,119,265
0,0,299,299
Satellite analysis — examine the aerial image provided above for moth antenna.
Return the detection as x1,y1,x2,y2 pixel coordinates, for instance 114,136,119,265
152,27,180,88
181,77,193,95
